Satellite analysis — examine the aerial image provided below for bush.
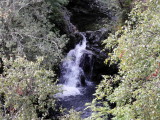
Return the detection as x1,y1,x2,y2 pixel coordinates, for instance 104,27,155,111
59,109,82,120
0,56,59,119
88,0,160,120
0,0,68,68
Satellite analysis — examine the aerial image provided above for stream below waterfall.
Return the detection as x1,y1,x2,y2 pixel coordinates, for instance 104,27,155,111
57,33,96,118
58,83,96,118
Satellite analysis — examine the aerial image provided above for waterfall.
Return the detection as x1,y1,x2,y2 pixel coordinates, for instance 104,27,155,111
58,33,93,97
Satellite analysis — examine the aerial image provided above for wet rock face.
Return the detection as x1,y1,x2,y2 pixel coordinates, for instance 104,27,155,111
84,29,118,81
53,7,77,35
66,0,110,31
85,28,110,51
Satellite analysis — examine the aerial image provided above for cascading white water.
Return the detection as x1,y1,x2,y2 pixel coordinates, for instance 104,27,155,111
62,33,86,86
58,33,92,97
56,29,107,118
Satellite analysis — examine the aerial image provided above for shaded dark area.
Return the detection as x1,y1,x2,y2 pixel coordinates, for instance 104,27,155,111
84,29,118,82
0,58,4,75
66,0,112,31
80,53,94,81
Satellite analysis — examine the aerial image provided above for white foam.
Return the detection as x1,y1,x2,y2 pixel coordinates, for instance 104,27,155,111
61,33,87,88
57,33,92,99
56,85,82,98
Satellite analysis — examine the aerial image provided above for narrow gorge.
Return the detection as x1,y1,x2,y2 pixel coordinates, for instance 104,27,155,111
1,0,159,120
55,0,123,118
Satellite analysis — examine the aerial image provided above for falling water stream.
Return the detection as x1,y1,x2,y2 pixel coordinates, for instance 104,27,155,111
57,33,96,118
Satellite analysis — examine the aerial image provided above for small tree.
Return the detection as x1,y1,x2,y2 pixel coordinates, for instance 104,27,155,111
0,56,60,119
0,0,68,68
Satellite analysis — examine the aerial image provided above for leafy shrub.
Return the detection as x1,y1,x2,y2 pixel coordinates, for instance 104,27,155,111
59,109,82,120
88,0,160,120
0,56,59,119
0,0,68,68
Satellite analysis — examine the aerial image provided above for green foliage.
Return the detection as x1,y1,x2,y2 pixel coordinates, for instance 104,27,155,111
0,56,59,119
0,1,69,119
0,0,68,68
88,0,160,120
118,0,133,8
0,0,70,119
95,0,123,32
99,0,121,9
59,109,82,120
48,0,69,7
